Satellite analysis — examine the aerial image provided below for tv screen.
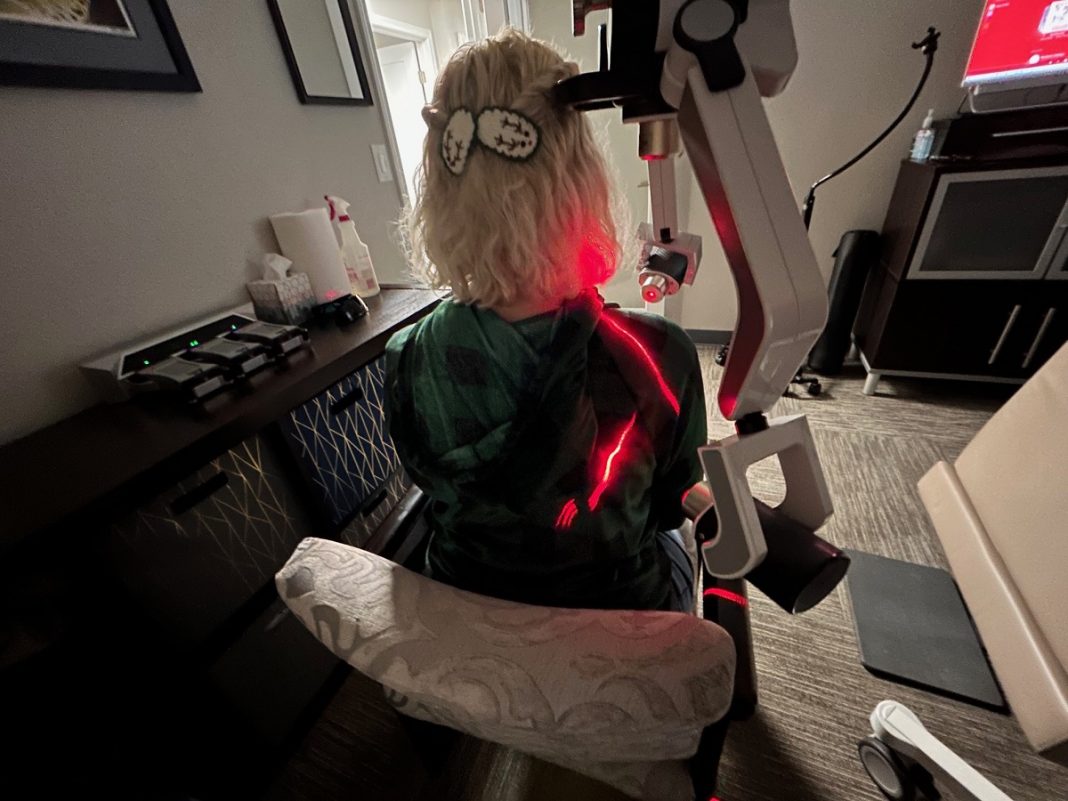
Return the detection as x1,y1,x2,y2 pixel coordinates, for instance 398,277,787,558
964,0,1068,88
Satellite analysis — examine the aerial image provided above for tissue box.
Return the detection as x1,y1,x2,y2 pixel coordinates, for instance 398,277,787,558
246,272,315,325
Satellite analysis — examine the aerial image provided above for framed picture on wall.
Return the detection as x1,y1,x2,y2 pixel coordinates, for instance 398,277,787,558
0,0,200,92
267,0,373,106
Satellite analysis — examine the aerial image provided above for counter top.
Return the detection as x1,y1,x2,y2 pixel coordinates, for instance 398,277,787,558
0,287,441,555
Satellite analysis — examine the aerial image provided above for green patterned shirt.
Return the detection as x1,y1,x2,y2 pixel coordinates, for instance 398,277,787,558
384,290,706,610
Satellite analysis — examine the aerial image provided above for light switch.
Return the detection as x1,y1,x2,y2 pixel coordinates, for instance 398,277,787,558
371,144,394,183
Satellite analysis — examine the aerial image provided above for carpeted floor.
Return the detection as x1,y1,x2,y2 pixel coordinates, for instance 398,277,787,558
268,351,1068,801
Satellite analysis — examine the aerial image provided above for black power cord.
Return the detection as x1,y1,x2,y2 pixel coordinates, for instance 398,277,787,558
717,26,941,395
801,27,941,230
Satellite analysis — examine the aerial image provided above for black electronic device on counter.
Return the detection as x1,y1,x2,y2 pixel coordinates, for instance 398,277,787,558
183,336,269,377
228,320,309,357
81,306,309,404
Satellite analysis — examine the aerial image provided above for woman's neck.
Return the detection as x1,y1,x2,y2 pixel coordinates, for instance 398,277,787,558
489,294,567,323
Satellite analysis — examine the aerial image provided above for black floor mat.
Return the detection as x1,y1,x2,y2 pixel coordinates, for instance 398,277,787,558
845,549,1006,711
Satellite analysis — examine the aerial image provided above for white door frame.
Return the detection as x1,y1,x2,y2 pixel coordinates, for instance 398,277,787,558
347,0,408,208
349,0,501,206
460,0,488,39
369,14,439,207
369,13,439,88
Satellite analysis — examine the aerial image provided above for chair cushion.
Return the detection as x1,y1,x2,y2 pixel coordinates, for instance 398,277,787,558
919,463,1068,763
918,343,1068,764
953,342,1068,674
276,538,735,765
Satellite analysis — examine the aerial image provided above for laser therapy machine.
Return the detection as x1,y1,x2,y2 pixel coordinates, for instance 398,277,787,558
555,3,1019,799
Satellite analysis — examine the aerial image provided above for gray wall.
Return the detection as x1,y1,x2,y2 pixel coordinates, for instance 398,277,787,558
0,1,409,444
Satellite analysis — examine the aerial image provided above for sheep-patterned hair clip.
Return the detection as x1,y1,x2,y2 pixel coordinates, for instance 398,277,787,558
429,106,541,175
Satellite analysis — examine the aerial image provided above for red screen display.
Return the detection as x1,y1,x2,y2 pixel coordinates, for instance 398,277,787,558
964,0,1068,84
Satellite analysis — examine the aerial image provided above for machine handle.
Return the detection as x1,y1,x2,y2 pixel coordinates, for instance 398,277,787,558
988,304,1021,365
264,606,291,633
330,384,365,415
1022,308,1056,369
992,125,1068,138
169,471,229,515
361,487,389,517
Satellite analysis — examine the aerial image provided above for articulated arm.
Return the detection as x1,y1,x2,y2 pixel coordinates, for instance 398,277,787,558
560,0,842,597
675,62,827,420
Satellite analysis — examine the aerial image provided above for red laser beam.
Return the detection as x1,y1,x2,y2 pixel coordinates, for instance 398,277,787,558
587,415,637,511
577,235,612,287
703,587,748,608
600,312,680,415
554,498,579,530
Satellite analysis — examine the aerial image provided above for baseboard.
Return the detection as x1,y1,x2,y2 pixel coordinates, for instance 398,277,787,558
686,329,732,346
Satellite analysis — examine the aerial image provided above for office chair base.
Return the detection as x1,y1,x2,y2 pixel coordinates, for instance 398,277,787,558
863,701,1015,801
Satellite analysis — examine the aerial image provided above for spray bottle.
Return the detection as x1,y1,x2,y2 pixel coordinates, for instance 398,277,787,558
325,195,381,297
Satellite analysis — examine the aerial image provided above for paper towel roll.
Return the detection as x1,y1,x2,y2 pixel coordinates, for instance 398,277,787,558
269,208,351,305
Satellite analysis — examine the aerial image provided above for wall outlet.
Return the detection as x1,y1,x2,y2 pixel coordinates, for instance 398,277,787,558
371,144,394,183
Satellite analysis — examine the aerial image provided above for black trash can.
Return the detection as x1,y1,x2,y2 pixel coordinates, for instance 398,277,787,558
809,230,880,375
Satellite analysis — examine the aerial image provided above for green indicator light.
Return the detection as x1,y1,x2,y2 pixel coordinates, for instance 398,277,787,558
189,339,199,347
143,359,150,365
230,324,237,331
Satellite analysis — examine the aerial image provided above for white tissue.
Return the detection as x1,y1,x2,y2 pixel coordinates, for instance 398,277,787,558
262,253,293,282
269,208,351,304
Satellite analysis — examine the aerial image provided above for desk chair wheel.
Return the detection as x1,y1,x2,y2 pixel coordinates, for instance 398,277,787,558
858,735,915,801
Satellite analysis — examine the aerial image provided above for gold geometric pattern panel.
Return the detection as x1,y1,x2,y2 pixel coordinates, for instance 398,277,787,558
109,434,313,644
278,357,402,529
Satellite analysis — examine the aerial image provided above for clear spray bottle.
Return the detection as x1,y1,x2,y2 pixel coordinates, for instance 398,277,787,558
326,195,380,298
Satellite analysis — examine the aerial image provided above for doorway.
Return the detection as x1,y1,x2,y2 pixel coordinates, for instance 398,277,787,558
371,17,438,203
357,0,530,207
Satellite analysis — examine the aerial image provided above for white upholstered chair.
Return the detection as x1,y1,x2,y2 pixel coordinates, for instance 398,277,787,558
919,342,1068,766
276,537,737,800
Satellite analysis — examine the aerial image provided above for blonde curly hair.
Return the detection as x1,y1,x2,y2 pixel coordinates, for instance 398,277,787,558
404,29,623,307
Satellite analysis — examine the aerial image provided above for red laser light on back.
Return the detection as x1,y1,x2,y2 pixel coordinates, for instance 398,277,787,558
600,312,680,415
588,414,637,511
554,498,579,530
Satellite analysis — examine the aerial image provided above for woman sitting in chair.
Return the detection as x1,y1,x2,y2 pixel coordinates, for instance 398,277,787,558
385,30,706,612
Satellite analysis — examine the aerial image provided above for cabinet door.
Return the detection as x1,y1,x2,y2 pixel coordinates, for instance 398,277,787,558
906,166,1068,281
206,598,339,748
109,434,313,646
874,282,1036,378
1018,299,1068,376
278,356,402,530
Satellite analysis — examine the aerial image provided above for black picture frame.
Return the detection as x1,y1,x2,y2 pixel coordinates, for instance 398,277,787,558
0,0,200,92
267,0,373,107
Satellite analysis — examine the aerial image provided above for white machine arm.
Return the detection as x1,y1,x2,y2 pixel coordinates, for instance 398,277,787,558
665,3,833,577
558,0,835,589
673,57,827,420
561,12,1014,801
635,0,828,420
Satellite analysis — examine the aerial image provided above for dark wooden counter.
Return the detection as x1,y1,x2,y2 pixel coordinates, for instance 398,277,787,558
0,287,440,555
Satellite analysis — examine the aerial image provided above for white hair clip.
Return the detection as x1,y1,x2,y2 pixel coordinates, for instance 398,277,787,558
439,106,541,175
441,108,476,176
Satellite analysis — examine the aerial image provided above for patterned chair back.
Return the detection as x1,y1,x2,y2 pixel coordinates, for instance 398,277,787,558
277,538,737,800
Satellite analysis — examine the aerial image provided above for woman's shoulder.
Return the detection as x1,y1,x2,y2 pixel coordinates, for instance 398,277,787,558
387,298,467,352
605,307,698,360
